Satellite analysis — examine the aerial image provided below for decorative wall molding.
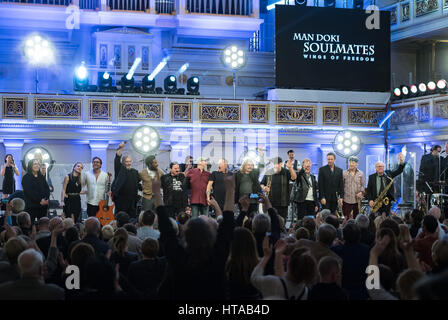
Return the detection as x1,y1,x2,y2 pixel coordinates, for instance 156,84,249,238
248,104,268,123
34,98,82,120
401,2,410,21
2,96,27,119
391,105,416,125
275,105,316,125
348,107,385,126
322,106,341,126
416,0,438,17
434,100,448,119
199,102,241,123
171,101,192,122
89,99,112,120
118,100,163,121
418,103,430,122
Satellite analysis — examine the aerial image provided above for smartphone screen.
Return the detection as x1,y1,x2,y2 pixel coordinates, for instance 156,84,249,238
249,193,259,199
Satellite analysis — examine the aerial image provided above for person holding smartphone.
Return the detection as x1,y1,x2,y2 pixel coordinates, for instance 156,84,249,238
1,154,19,199
22,159,50,224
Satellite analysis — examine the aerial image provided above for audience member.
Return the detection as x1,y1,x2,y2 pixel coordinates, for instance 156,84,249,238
308,256,348,300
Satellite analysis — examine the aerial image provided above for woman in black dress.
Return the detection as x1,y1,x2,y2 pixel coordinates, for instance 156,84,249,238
62,162,84,223
1,154,19,198
22,159,50,223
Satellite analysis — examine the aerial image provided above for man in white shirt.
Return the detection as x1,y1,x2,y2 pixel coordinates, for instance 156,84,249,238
82,157,109,218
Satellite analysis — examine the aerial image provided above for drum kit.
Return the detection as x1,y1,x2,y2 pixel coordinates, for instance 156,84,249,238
417,181,448,214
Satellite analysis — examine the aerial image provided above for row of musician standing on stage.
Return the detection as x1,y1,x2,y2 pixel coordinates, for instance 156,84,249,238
1,143,407,224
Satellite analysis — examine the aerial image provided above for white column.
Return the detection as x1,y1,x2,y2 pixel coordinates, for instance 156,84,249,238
3,139,24,191
89,141,110,173
252,0,259,18
179,0,186,14
150,0,156,13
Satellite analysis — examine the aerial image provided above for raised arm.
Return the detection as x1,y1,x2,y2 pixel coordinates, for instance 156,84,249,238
388,153,406,179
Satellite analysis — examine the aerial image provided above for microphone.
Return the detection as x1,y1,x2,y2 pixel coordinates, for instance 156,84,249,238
117,141,127,150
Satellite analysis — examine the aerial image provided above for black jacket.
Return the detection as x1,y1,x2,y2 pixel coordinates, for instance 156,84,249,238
366,163,405,202
318,165,344,202
111,153,141,199
22,173,50,210
234,169,262,204
292,169,318,205
419,153,446,183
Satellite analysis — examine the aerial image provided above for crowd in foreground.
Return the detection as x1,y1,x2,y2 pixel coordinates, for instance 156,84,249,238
1,174,448,300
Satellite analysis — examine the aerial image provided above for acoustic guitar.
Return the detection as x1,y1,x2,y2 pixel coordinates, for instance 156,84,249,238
96,173,114,226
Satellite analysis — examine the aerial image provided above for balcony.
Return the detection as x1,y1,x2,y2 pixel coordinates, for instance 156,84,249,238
382,0,448,42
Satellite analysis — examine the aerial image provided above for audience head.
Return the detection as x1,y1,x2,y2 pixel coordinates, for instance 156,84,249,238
70,242,95,268
379,218,400,238
101,224,114,241
429,206,441,221
116,211,130,228
184,217,216,267
49,217,63,232
303,217,317,240
317,223,337,247
65,226,80,244
123,223,137,235
17,249,44,279
9,198,25,214
397,269,424,300
355,214,370,230
319,209,332,222
141,238,159,259
410,209,424,226
112,228,129,256
140,210,156,227
252,214,271,234
422,215,439,234
318,256,341,285
17,212,31,229
398,224,411,244
295,227,310,240
38,217,50,231
63,218,74,231
177,212,190,225
342,222,361,244
287,247,317,285
432,239,448,269
324,214,340,230
378,264,395,292
414,269,448,299
4,237,28,265
85,217,101,237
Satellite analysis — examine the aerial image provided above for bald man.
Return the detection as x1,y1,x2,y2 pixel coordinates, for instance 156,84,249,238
366,153,405,216
0,249,64,300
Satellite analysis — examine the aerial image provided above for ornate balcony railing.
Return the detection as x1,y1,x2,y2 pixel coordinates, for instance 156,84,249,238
186,0,253,16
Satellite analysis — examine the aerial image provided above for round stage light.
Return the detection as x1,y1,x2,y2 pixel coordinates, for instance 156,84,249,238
22,146,53,171
418,83,427,93
74,62,89,91
401,86,409,95
142,74,155,94
410,85,418,94
393,88,401,97
427,81,436,91
437,79,447,90
103,72,110,80
332,130,362,159
75,64,88,80
131,126,161,155
221,45,247,70
23,33,55,66
187,76,200,95
164,74,177,94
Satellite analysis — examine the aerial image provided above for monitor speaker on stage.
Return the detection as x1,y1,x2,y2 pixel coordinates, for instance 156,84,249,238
275,5,390,92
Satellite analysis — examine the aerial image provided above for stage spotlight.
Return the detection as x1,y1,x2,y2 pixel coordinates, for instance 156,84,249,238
418,82,427,93
74,62,89,91
410,84,418,95
437,79,447,90
164,75,177,94
427,81,436,91
23,33,55,66
401,85,409,97
187,76,200,95
131,126,161,155
221,45,246,71
393,87,401,97
332,130,362,159
142,74,155,93
121,74,135,93
22,146,53,171
98,71,114,92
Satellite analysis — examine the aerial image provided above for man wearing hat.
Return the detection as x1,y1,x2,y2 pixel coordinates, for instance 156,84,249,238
261,157,297,219
186,157,210,218
342,156,365,218
140,155,164,212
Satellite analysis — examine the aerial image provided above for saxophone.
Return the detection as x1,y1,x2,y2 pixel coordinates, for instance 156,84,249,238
266,175,272,197
371,176,394,214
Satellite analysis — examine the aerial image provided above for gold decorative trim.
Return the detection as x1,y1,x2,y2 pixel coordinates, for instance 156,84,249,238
275,105,316,125
322,106,342,126
171,101,192,122
89,99,112,120
34,98,82,120
118,100,163,121
199,102,242,123
248,104,269,124
2,96,27,119
348,107,385,127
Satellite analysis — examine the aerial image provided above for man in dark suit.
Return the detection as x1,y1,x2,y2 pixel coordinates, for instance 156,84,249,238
418,145,446,194
292,158,319,219
112,141,141,218
318,152,344,214
366,153,405,216
0,248,64,300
